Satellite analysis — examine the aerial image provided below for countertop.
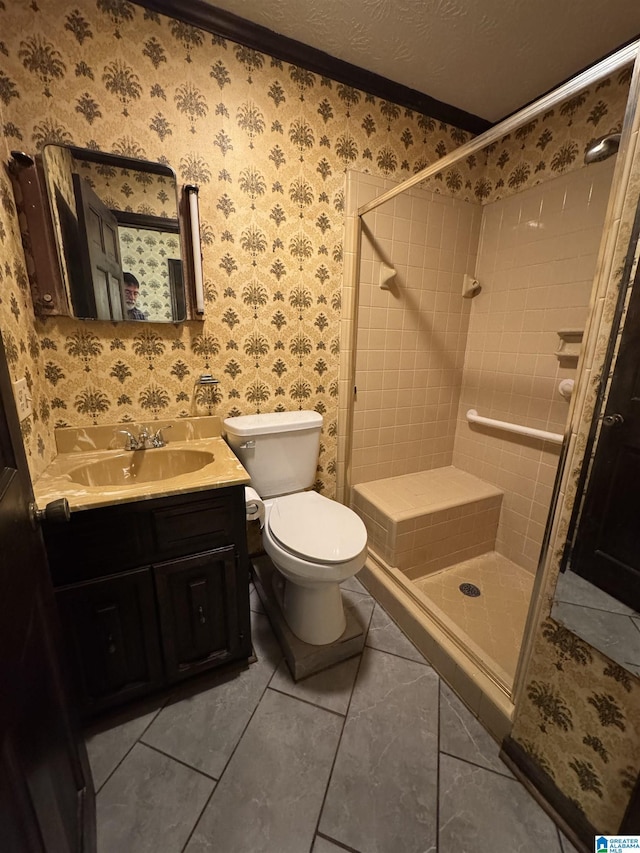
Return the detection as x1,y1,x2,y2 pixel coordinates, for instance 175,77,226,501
33,416,250,513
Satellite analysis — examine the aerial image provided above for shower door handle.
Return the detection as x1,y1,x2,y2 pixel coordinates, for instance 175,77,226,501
602,413,624,427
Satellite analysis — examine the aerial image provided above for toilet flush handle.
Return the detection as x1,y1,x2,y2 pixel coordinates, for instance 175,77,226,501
239,440,255,449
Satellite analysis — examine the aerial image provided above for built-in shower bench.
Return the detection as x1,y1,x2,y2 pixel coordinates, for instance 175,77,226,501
351,467,503,579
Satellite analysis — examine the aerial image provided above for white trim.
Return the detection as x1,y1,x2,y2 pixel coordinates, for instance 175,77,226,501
357,41,640,218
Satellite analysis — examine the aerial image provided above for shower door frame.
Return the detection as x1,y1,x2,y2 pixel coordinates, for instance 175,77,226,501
339,40,640,704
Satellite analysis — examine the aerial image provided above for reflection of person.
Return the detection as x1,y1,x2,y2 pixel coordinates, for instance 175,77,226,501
123,272,148,320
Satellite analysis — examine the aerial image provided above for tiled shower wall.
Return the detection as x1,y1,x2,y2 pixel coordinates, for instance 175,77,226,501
348,158,615,572
348,173,481,485
452,158,616,571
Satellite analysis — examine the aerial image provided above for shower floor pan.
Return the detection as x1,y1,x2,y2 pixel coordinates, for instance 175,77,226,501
415,552,534,685
351,467,532,702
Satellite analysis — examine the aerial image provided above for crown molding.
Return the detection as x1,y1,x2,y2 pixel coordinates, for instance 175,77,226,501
130,0,492,135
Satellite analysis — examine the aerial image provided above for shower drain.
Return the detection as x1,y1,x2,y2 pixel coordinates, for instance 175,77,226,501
459,582,481,597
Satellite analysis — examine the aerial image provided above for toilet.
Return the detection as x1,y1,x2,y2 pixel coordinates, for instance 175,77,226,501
224,411,368,645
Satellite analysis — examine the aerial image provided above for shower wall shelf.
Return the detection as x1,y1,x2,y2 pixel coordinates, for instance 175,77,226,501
462,274,481,298
466,409,563,445
555,329,583,365
379,262,396,290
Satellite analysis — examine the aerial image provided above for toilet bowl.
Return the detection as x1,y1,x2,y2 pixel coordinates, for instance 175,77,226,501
262,492,368,645
223,411,368,646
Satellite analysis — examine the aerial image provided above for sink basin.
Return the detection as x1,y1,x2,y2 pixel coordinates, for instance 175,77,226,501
69,448,215,487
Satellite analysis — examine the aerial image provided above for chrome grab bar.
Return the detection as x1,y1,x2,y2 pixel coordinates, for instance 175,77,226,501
466,409,563,445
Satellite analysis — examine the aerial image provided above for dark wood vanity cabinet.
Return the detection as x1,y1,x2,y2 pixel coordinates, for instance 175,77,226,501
155,546,244,683
55,568,164,714
43,486,252,718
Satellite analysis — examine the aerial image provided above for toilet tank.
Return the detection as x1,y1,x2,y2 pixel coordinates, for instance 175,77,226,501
224,411,322,499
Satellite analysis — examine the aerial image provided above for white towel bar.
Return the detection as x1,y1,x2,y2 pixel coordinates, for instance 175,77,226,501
466,409,563,445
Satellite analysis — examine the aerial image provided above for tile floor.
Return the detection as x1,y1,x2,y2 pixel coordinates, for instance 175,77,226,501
552,569,640,677
86,574,577,853
414,551,534,683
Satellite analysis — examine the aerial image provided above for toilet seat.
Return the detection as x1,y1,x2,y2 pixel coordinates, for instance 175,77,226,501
267,492,367,565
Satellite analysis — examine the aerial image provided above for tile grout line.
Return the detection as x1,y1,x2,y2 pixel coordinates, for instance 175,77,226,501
314,829,364,853
266,683,348,719
178,645,286,851
556,598,638,618
138,740,219,782
178,785,217,853
438,749,515,781
91,699,167,796
365,639,432,668
341,587,372,600
368,598,434,663
308,599,377,853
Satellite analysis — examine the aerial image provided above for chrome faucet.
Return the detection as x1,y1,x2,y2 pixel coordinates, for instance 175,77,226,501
151,425,171,447
116,425,171,451
137,427,153,448
117,429,140,451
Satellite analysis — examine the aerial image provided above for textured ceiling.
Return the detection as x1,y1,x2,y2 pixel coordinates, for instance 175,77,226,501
205,0,640,122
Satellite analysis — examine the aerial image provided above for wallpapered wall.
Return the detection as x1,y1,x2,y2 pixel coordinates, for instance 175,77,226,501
80,159,178,217
0,0,631,493
0,0,638,831
0,0,478,493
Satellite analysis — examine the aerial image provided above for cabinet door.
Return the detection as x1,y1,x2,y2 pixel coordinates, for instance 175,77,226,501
154,547,246,683
56,569,164,716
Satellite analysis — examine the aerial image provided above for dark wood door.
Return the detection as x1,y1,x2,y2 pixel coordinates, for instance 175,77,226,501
154,547,247,683
0,331,95,851
73,173,124,321
56,569,164,717
571,260,640,612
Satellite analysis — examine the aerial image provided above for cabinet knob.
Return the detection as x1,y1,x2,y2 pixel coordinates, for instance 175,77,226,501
30,497,70,526
198,605,207,625
106,634,116,654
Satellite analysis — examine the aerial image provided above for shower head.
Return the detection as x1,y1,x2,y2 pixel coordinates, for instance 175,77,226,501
584,133,621,164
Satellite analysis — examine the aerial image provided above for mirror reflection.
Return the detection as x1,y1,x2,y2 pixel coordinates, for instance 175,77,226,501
551,198,640,678
42,144,185,322
552,571,640,677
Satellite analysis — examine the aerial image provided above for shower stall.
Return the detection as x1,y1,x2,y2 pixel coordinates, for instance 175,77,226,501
338,44,638,732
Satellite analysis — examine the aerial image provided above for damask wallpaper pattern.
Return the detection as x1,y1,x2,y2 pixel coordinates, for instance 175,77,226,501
0,0,480,493
514,618,640,831
0,0,631,493
0,0,638,832
479,70,631,202
80,160,178,217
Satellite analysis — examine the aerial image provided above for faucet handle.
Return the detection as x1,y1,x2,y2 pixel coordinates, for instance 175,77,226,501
152,424,172,447
116,428,139,451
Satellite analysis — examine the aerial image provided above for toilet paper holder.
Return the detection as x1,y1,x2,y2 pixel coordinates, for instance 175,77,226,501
244,486,265,528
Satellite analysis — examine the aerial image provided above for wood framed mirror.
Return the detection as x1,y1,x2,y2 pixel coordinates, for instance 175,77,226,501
9,145,202,323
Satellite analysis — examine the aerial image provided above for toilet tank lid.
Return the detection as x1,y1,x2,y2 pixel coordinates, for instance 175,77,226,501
224,411,322,437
